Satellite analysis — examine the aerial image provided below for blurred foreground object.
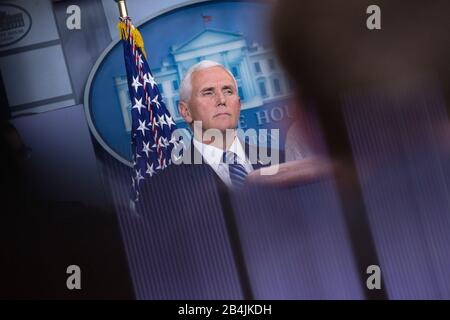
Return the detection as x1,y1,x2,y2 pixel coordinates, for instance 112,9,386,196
269,0,450,299
272,0,450,103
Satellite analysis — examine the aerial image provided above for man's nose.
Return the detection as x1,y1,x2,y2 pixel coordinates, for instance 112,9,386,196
216,91,226,106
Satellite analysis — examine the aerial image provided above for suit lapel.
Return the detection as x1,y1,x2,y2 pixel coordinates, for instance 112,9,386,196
182,140,226,186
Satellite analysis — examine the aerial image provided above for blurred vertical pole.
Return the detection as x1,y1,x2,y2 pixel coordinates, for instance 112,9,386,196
314,95,388,300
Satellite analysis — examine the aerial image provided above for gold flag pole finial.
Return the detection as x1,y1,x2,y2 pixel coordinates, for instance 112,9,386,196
115,0,128,19
116,0,147,58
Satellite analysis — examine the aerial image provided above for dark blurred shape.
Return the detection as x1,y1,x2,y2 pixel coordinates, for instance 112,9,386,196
270,0,450,299
0,70,10,121
272,0,450,110
249,98,335,187
272,0,450,158
0,121,30,192
0,121,134,299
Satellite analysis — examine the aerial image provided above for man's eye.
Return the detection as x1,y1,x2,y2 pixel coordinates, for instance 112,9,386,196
224,89,233,95
203,91,213,96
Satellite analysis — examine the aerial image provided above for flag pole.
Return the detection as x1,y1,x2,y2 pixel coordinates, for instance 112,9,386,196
114,0,128,19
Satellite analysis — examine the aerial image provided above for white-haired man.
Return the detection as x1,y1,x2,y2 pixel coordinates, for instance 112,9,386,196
177,60,279,188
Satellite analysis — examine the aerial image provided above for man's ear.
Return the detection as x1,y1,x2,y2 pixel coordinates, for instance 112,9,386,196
179,101,193,124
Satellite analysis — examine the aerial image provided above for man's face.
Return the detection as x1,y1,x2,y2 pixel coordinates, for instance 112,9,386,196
180,66,241,132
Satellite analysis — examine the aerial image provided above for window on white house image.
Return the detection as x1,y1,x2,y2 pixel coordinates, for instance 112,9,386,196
272,78,282,95
254,62,261,73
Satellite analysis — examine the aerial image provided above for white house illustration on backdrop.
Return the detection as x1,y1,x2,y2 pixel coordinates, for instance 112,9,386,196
115,28,292,132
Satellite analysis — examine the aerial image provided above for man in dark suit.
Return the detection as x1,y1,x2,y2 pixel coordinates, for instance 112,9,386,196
139,60,284,209
134,61,330,299
175,60,283,190
136,62,286,299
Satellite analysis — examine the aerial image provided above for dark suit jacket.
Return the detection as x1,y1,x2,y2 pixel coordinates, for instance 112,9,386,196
134,140,284,299
137,138,285,218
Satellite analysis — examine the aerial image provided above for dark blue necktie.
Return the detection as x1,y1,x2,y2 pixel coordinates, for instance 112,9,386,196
223,151,248,188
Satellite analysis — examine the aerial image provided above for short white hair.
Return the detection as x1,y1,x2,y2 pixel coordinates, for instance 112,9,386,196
179,60,238,102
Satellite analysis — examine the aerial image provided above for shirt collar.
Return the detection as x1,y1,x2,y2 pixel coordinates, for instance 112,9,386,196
228,135,247,163
192,135,247,165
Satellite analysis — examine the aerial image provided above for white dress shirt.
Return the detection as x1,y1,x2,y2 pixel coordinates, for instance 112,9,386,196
193,136,254,187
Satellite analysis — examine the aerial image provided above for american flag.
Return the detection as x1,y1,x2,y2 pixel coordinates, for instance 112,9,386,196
119,18,179,202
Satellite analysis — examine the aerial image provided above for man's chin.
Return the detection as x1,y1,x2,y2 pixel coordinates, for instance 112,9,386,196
205,123,237,132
